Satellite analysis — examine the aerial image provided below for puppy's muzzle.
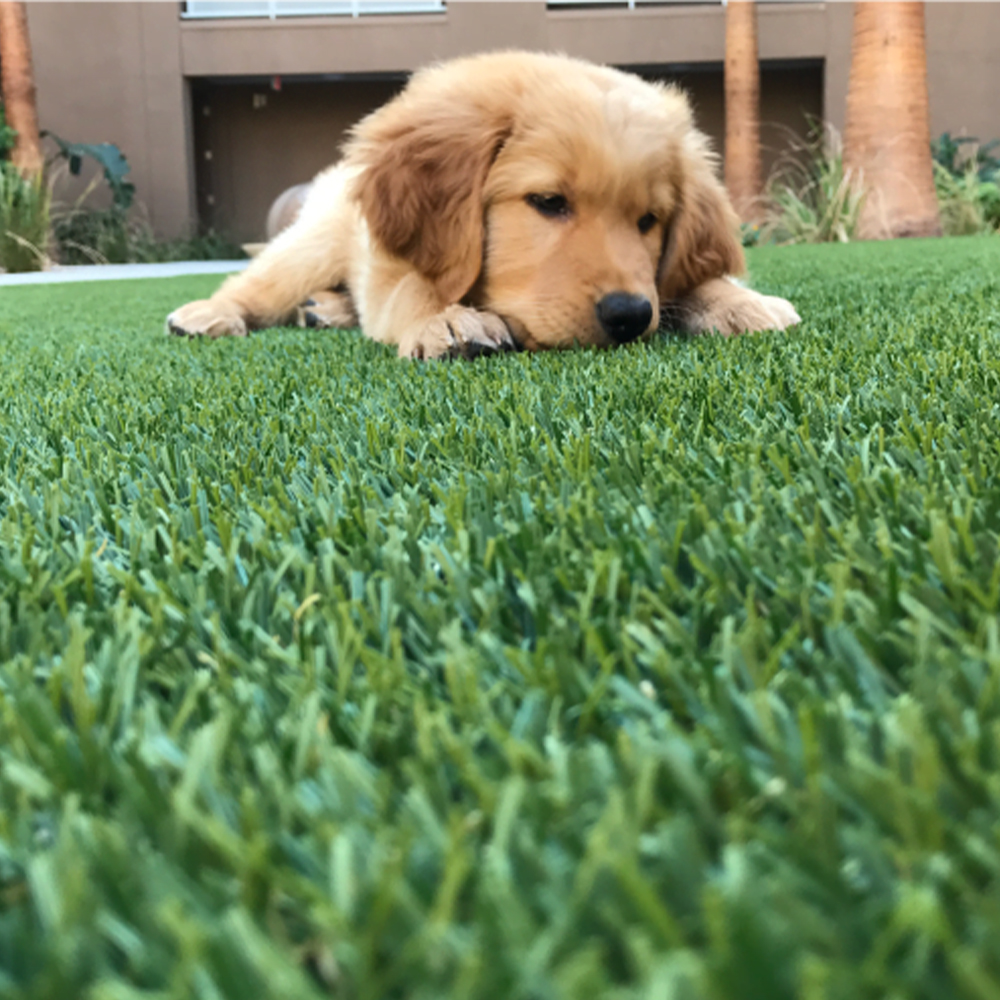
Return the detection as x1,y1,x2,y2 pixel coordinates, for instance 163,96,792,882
596,292,653,344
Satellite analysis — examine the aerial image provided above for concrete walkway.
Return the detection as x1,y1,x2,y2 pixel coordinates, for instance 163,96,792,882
0,259,250,287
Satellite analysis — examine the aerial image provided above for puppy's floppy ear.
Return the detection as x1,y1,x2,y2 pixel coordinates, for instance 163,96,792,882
348,80,512,304
659,137,745,301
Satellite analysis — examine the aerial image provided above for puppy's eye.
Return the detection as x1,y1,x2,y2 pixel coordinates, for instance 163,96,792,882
527,193,571,219
638,212,658,234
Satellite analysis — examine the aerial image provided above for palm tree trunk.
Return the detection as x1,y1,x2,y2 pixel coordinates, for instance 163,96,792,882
0,1,43,178
724,0,762,224
844,2,940,239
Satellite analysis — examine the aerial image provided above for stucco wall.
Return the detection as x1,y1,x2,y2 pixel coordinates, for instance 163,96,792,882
24,2,1000,242
28,2,193,238
195,63,822,243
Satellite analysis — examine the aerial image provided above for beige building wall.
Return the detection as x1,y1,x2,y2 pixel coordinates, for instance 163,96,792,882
27,2,193,237
25,2,1000,242
193,79,404,239
194,63,822,243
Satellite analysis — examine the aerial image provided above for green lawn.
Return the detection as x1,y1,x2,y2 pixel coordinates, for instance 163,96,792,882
1,235,1000,999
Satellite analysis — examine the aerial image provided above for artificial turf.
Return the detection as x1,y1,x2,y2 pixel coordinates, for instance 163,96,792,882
1,235,1000,999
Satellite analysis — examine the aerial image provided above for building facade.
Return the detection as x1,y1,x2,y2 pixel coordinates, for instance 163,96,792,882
24,1,1000,242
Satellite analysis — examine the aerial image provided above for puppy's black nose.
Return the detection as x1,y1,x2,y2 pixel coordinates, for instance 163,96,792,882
596,292,653,344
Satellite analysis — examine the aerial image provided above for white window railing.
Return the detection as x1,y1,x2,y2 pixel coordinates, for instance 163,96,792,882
547,1,721,8
183,1,445,19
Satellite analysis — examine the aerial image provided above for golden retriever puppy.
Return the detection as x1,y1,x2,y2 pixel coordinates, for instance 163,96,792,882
167,50,799,358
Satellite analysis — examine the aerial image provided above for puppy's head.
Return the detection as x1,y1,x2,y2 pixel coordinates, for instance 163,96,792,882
349,53,743,349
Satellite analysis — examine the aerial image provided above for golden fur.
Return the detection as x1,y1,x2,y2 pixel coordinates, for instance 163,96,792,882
167,51,799,357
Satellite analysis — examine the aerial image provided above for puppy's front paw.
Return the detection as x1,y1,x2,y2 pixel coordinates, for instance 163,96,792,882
166,300,248,339
398,306,517,360
677,279,801,336
754,293,801,331
296,289,358,330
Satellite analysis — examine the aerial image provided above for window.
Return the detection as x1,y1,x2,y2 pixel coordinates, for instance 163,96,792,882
546,1,721,9
182,1,445,19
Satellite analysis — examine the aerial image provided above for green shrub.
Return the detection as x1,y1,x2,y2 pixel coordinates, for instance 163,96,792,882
0,161,50,272
46,132,244,265
983,182,1000,230
0,100,16,160
121,222,245,263
139,227,246,263
758,123,864,246
52,203,244,264
0,100,51,273
760,126,1000,245
44,130,136,211
934,161,1000,236
51,204,134,265
740,221,762,247
932,132,1000,236
932,130,1000,183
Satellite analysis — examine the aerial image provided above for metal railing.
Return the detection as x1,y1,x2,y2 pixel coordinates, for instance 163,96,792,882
182,1,445,19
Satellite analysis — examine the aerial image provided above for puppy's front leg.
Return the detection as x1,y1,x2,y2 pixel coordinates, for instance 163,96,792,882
167,226,344,338
167,168,354,339
359,261,517,360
